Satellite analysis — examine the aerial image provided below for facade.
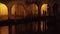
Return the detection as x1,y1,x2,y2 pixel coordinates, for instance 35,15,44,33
0,0,60,34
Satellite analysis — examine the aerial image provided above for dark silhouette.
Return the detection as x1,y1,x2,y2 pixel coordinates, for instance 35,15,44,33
52,3,59,34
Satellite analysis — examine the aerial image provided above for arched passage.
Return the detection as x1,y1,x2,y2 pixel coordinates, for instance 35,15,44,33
41,3,49,16
0,3,8,34
11,3,27,34
11,3,27,19
27,4,38,32
40,3,49,32
28,4,38,16
0,3,8,21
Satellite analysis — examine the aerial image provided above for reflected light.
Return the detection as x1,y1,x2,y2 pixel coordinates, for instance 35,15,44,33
40,21,43,32
1,26,8,34
40,21,48,32
35,22,38,32
12,25,15,34
32,22,38,32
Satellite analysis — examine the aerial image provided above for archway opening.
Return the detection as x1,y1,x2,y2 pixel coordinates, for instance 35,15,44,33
41,3,49,16
28,4,38,16
11,3,27,34
0,3,8,34
40,3,49,32
0,3,8,21
11,3,26,19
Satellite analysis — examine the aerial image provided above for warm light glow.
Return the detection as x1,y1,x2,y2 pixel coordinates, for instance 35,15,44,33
0,3,8,15
11,4,26,19
12,25,15,34
40,21,43,32
0,3,8,21
11,4,16,16
1,26,8,34
32,22,38,32
28,4,38,16
40,21,48,32
41,4,48,16
35,22,38,32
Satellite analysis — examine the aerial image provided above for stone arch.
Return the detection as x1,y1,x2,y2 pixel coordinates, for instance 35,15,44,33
41,3,51,16
11,3,27,19
27,3,38,16
0,3,8,34
0,3,8,21
40,3,50,32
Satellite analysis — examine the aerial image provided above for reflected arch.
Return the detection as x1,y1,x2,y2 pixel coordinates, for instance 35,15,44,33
0,3,8,34
40,3,50,32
